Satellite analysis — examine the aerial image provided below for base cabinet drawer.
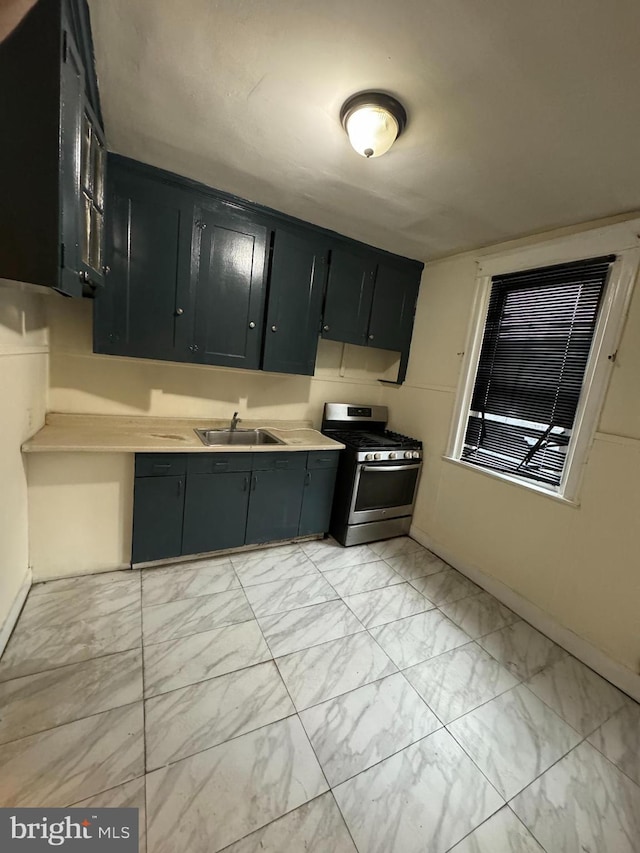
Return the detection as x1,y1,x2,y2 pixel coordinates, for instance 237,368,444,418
182,472,250,555
132,475,185,563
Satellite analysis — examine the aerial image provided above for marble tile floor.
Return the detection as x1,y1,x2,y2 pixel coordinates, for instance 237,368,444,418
0,537,639,853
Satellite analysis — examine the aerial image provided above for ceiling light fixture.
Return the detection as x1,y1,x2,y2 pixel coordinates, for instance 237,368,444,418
340,91,407,159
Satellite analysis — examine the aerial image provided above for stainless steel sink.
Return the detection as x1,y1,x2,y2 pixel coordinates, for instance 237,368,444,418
195,428,284,446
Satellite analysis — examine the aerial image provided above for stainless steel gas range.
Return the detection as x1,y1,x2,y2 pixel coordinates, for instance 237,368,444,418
321,403,422,546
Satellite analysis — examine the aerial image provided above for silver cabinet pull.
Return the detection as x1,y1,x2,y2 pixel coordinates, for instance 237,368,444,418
176,308,184,316
368,334,374,340
249,321,256,329
323,325,329,332
271,325,278,332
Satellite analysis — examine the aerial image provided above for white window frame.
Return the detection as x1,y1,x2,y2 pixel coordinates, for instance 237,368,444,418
446,219,640,505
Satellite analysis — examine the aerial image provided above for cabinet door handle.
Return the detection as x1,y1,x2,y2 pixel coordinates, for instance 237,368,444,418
243,475,249,491
323,325,329,332
271,325,278,333
368,334,374,341
153,464,171,470
249,321,256,329
177,478,183,497
175,308,184,316
305,471,312,485
251,474,258,491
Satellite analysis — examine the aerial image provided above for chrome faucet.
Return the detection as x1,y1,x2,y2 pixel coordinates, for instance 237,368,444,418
230,411,241,431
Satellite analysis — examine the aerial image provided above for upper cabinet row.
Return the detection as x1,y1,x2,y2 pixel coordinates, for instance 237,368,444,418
0,0,106,296
94,156,423,382
0,1,422,381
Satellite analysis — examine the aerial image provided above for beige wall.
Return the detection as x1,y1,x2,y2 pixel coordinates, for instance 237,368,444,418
383,221,640,677
46,298,395,425
0,284,48,642
27,452,133,580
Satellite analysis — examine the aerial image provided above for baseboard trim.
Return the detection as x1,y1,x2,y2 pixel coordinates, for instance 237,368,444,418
0,567,32,658
410,524,640,703
31,563,132,584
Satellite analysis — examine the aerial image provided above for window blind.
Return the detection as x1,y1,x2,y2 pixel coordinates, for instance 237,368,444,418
462,255,614,486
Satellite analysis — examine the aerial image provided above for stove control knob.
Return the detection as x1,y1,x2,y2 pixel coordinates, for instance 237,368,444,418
374,453,381,460
412,451,421,459
389,452,397,460
365,453,374,461
404,451,413,459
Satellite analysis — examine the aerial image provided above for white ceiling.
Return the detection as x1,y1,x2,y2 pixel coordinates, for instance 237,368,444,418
88,0,640,261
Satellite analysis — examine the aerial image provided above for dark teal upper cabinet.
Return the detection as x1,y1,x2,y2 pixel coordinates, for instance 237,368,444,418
0,0,104,296
321,246,377,346
94,163,193,360
262,228,329,376
321,245,422,381
189,206,268,370
93,155,423,381
368,259,421,353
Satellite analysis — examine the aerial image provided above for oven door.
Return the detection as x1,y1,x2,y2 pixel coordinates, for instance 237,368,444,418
348,462,421,524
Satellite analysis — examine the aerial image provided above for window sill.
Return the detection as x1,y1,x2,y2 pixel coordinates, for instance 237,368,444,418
442,456,580,507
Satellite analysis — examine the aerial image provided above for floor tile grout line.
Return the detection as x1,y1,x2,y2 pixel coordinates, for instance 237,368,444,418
0,644,144,693
141,613,256,649
505,803,552,853
9,598,142,636
66,772,147,808
213,791,355,853
519,673,629,741
0,640,144,686
236,566,321,590
296,678,445,791
141,582,247,612
581,730,640,791
143,656,273,702
0,698,143,752
145,709,300,776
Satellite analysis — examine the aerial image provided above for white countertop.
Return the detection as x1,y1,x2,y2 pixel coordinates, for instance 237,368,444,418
22,413,345,454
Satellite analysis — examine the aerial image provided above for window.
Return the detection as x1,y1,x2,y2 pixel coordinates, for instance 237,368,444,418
448,229,639,502
462,256,612,487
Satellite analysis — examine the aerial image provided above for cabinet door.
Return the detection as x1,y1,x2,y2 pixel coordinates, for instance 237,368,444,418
58,25,85,297
190,207,267,369
262,228,328,376
182,472,250,555
298,467,338,537
367,261,421,353
132,475,185,564
245,469,306,545
94,165,192,359
321,246,376,346
77,102,106,288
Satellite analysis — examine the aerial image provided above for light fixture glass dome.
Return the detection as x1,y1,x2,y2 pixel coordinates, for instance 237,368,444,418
345,106,399,158
340,92,407,159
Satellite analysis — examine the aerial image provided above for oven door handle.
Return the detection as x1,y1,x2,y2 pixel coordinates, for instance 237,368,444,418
361,463,422,473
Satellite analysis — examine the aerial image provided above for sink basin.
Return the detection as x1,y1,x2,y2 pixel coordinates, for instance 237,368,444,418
195,428,284,446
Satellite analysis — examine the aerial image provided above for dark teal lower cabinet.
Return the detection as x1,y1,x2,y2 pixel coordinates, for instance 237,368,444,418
132,475,185,563
182,472,250,554
131,449,341,563
299,467,339,536
245,468,306,545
